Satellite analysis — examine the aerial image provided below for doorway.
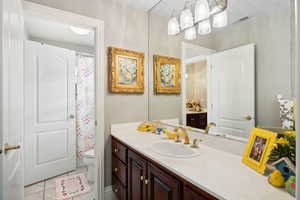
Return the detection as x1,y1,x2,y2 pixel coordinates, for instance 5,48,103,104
185,60,208,130
181,42,215,130
22,2,105,200
181,42,255,139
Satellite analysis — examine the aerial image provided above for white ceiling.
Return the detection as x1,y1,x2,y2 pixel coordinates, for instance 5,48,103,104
25,16,95,47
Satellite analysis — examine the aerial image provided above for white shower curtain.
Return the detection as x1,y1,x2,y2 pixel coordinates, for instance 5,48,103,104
76,54,95,162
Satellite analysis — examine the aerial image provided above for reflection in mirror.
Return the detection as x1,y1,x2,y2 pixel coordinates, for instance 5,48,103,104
148,0,294,139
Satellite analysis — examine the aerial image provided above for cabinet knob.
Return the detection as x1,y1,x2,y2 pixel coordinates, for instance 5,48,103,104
113,188,119,193
140,176,144,181
113,167,119,172
144,179,149,185
114,148,119,153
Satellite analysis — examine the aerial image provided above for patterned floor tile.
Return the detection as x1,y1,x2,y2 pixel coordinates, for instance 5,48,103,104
24,191,44,200
25,182,44,197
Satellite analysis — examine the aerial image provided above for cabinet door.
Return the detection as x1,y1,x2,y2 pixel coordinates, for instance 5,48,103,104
184,185,218,200
128,150,147,200
147,163,182,200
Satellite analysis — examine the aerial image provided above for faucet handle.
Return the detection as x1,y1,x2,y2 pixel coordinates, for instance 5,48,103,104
174,135,181,143
191,138,202,148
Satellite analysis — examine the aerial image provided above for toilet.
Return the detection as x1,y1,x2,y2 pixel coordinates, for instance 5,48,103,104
83,149,95,183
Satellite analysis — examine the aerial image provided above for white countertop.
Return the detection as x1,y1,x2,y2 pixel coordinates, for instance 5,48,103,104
111,122,294,200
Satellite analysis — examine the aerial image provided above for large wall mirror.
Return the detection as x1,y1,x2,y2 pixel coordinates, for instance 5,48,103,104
148,0,295,139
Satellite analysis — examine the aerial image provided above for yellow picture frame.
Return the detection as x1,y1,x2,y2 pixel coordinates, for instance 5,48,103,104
242,128,278,174
108,47,144,93
154,55,181,94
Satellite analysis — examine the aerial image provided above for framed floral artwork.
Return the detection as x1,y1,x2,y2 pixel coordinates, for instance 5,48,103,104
154,55,181,94
108,47,144,93
242,128,278,174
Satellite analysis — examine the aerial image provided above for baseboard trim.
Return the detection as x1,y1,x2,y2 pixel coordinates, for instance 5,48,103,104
104,185,117,200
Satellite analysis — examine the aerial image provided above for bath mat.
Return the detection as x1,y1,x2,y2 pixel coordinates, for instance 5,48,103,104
56,173,91,200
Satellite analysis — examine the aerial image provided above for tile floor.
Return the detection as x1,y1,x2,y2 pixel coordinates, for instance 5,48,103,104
24,167,95,200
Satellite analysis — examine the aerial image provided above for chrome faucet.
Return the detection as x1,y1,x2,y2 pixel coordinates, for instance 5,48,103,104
205,122,216,134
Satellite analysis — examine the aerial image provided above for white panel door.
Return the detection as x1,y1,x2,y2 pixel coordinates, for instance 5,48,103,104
208,44,255,138
0,0,24,200
24,40,76,185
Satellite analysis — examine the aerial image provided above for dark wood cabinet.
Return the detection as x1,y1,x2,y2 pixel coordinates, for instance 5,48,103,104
128,150,147,200
184,185,218,200
112,155,127,186
113,176,127,200
187,112,207,129
112,137,218,200
147,163,182,200
112,138,127,163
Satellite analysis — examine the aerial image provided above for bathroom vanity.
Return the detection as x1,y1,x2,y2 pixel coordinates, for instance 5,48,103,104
112,137,216,200
111,122,293,200
186,111,207,129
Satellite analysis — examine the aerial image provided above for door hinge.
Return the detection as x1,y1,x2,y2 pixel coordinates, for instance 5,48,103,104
95,120,98,126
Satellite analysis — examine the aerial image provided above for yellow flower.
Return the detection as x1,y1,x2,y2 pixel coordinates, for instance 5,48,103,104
285,131,296,137
277,137,289,145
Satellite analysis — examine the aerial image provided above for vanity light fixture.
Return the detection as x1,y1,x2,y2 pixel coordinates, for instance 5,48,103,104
180,1,194,30
184,26,197,40
198,19,211,35
213,10,228,28
194,0,210,22
167,0,228,40
168,16,180,35
70,26,91,35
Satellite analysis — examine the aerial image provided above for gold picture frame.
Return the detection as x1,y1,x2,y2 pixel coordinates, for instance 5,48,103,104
108,47,144,93
242,128,278,174
154,55,181,94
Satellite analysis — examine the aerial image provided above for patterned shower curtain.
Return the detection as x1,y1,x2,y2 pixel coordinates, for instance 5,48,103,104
76,54,95,162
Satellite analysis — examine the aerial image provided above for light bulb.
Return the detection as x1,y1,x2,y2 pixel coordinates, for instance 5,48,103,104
168,17,180,35
213,10,228,28
194,0,210,22
70,26,91,35
184,26,196,40
180,8,194,30
198,20,211,35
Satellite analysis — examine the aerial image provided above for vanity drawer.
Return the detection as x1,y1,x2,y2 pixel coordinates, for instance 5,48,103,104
187,113,207,130
112,155,127,186
112,176,127,200
112,138,127,163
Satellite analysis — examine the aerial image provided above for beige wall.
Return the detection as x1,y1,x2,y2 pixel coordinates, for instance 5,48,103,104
186,61,207,109
25,0,149,186
148,14,182,121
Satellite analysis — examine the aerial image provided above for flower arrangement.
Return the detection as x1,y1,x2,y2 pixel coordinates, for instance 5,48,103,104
268,133,296,165
186,99,201,112
267,130,296,196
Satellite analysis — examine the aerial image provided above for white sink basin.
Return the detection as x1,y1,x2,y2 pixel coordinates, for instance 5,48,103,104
151,141,200,158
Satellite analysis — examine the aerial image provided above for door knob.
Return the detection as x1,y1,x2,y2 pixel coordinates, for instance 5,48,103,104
4,143,21,154
69,114,75,119
244,115,252,120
